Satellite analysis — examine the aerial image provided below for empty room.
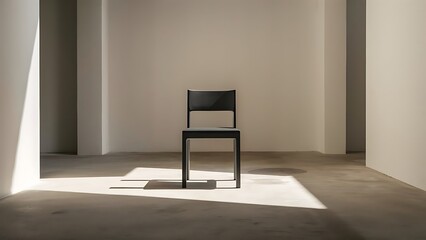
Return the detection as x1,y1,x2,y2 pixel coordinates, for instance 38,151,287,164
0,0,425,239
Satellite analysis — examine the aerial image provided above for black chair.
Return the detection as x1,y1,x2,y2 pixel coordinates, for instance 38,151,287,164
182,90,241,188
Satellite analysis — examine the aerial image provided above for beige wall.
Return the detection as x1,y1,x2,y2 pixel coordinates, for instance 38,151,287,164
0,0,40,198
367,0,426,190
40,0,77,154
106,0,346,153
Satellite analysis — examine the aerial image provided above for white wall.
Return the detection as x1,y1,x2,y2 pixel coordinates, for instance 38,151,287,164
40,0,77,154
0,0,40,198
106,0,346,153
367,0,426,190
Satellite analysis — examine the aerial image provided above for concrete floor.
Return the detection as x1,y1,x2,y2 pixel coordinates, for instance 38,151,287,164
0,152,425,240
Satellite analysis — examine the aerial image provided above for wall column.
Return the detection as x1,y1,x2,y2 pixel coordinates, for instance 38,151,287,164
77,0,109,155
323,0,347,154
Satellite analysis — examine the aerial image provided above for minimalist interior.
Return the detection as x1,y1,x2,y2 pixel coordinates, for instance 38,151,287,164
0,0,425,239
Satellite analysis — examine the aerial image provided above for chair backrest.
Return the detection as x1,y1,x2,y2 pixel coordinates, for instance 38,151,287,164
187,90,236,128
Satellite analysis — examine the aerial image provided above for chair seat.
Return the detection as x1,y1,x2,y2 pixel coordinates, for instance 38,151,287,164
183,127,239,132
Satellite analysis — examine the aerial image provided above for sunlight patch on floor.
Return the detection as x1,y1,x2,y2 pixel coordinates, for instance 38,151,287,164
33,168,326,209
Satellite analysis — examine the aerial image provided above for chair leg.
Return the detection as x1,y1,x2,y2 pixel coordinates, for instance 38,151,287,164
236,136,241,188
233,139,237,180
182,135,187,188
187,139,190,180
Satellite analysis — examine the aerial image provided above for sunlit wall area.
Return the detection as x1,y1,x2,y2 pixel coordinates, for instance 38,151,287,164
367,0,426,190
0,0,40,198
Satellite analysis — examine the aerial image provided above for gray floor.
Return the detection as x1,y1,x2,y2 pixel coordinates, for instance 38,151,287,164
0,152,425,240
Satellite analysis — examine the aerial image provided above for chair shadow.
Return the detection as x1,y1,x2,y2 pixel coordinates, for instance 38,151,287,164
144,180,216,190
111,179,238,190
